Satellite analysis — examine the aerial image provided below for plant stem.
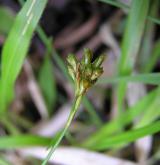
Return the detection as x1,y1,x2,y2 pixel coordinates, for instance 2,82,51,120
42,94,83,165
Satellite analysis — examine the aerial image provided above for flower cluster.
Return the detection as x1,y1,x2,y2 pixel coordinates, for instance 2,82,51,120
67,48,105,96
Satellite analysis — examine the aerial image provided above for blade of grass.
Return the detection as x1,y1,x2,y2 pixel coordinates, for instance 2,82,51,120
99,0,128,10
148,16,160,25
117,0,150,113
99,0,160,25
83,120,160,150
0,0,47,113
136,91,160,128
98,73,160,85
39,47,57,115
0,135,51,149
82,97,102,126
139,0,159,70
82,88,158,146
144,40,160,73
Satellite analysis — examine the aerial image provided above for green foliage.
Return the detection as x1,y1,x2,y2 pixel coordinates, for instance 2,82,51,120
0,0,47,113
144,40,160,73
83,120,160,150
0,135,51,149
139,0,159,70
82,88,158,147
98,73,160,85
99,0,160,25
117,0,150,112
99,0,128,10
39,55,57,114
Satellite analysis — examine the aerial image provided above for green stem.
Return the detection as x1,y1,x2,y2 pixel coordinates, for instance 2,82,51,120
42,94,83,165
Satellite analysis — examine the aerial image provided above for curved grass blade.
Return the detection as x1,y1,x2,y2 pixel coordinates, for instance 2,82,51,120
98,73,160,85
144,40,160,73
84,120,160,150
117,0,150,112
99,0,160,25
99,0,128,10
0,135,51,149
139,0,159,71
39,53,57,115
135,90,160,128
82,88,158,146
0,0,47,113
148,16,160,25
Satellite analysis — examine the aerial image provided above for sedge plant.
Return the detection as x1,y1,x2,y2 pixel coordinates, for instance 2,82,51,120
42,48,105,165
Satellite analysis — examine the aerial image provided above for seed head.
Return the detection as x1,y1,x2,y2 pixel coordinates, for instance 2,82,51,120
67,48,105,95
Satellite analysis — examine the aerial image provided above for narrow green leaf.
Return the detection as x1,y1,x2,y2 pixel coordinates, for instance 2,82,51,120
148,16,160,25
99,0,160,25
39,55,57,114
136,89,160,128
118,0,150,75
117,0,150,112
84,120,160,150
0,135,51,149
0,0,47,113
82,88,158,146
98,73,160,85
144,40,160,73
82,97,102,127
139,0,159,70
99,0,128,10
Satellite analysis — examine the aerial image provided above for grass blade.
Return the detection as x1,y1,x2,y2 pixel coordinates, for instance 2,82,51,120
82,97,102,127
0,135,51,149
82,88,158,146
0,0,47,113
117,0,150,112
136,90,160,128
84,120,160,150
148,16,160,25
99,0,128,10
99,0,160,25
39,53,57,114
139,0,159,70
144,40,160,73
98,73,160,85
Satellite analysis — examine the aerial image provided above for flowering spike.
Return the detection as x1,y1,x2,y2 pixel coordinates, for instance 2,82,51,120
67,49,105,96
